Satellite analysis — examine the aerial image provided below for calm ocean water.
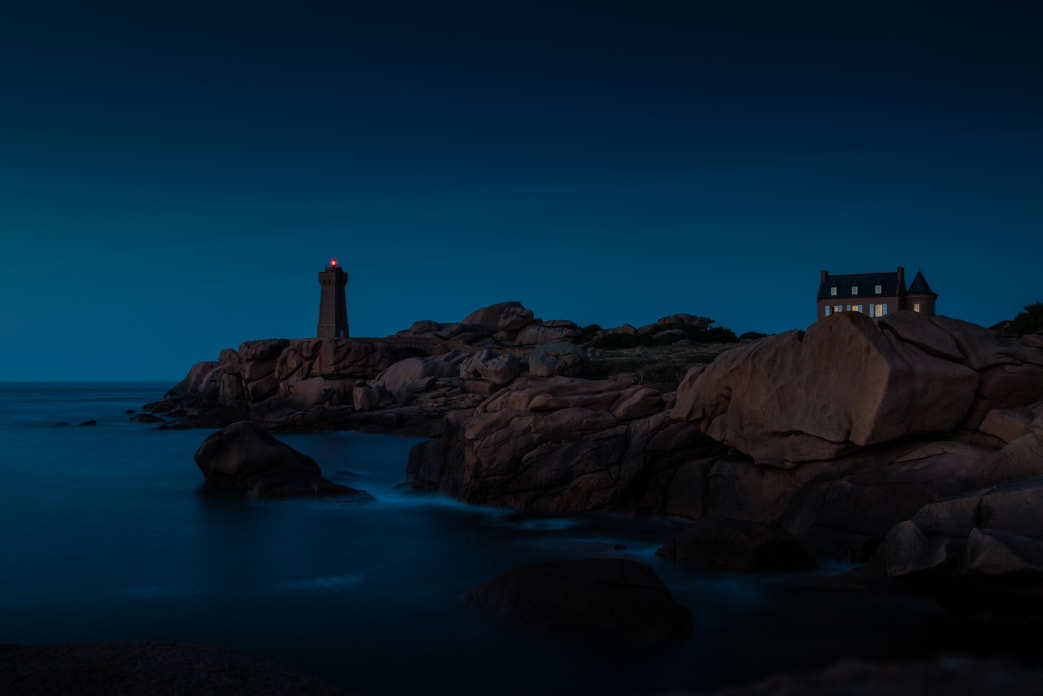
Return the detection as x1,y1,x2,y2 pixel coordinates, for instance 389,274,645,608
0,383,944,694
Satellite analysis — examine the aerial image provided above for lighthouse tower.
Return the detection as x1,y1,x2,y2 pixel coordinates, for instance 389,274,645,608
317,258,349,338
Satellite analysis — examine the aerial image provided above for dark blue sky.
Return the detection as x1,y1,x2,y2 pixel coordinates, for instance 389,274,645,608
1,1,1040,380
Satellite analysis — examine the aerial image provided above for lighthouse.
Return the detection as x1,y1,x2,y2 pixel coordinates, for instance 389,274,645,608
317,258,349,338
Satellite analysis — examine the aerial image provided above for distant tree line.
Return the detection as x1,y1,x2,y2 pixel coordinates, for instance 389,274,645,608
995,303,1043,338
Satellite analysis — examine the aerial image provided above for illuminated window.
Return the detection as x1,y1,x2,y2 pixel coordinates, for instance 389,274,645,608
846,305,852,312
874,284,882,294
830,286,837,297
913,303,921,312
855,304,863,313
870,304,876,317
870,303,886,317
824,306,832,317
851,285,859,295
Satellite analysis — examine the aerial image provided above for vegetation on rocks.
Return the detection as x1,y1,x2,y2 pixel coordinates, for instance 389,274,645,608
589,343,737,391
996,302,1043,338
587,323,739,349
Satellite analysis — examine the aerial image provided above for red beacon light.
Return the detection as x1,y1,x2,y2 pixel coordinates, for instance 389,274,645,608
330,257,337,268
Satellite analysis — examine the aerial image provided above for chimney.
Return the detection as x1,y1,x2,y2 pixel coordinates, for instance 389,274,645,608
820,270,828,284
897,266,906,293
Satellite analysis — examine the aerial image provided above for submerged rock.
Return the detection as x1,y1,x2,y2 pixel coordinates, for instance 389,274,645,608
129,413,165,424
464,558,692,644
193,421,369,500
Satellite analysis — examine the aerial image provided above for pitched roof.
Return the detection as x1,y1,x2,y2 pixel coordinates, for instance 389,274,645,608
906,270,937,296
817,272,903,301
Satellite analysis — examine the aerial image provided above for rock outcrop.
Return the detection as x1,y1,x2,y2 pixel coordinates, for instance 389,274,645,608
528,342,590,378
460,301,580,345
193,421,369,499
673,312,1043,467
156,305,1043,589
463,558,692,644
146,301,593,433
407,375,721,512
779,441,998,561
405,311,1043,567
879,468,1043,607
457,348,522,397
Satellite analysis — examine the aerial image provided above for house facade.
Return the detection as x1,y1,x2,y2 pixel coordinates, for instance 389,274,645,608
817,266,937,321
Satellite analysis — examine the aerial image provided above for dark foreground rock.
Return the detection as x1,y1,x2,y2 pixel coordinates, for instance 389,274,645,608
657,517,814,572
869,475,1043,612
194,421,370,500
0,641,353,695
463,558,692,644
703,656,1043,696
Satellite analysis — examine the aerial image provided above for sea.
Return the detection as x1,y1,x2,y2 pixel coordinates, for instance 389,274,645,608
0,382,952,695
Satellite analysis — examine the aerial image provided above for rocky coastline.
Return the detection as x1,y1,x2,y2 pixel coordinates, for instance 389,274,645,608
136,301,1043,693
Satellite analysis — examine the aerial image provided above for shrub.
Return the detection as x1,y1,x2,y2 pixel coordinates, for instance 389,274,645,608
998,303,1043,337
700,326,739,343
591,333,652,350
575,324,603,344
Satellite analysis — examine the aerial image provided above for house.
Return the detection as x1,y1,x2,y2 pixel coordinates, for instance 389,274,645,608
817,266,937,320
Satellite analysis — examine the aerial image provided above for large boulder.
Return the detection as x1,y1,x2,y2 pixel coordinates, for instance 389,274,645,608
885,476,1043,580
460,302,579,345
529,342,590,377
463,558,692,644
461,301,533,333
509,320,580,345
781,441,996,561
394,320,493,344
193,421,369,499
352,381,391,412
282,376,329,406
373,355,462,404
459,348,521,387
673,312,1043,467
407,376,716,512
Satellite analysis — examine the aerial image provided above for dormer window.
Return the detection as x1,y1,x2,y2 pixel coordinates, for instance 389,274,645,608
874,283,882,294
830,286,837,297
851,284,859,295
